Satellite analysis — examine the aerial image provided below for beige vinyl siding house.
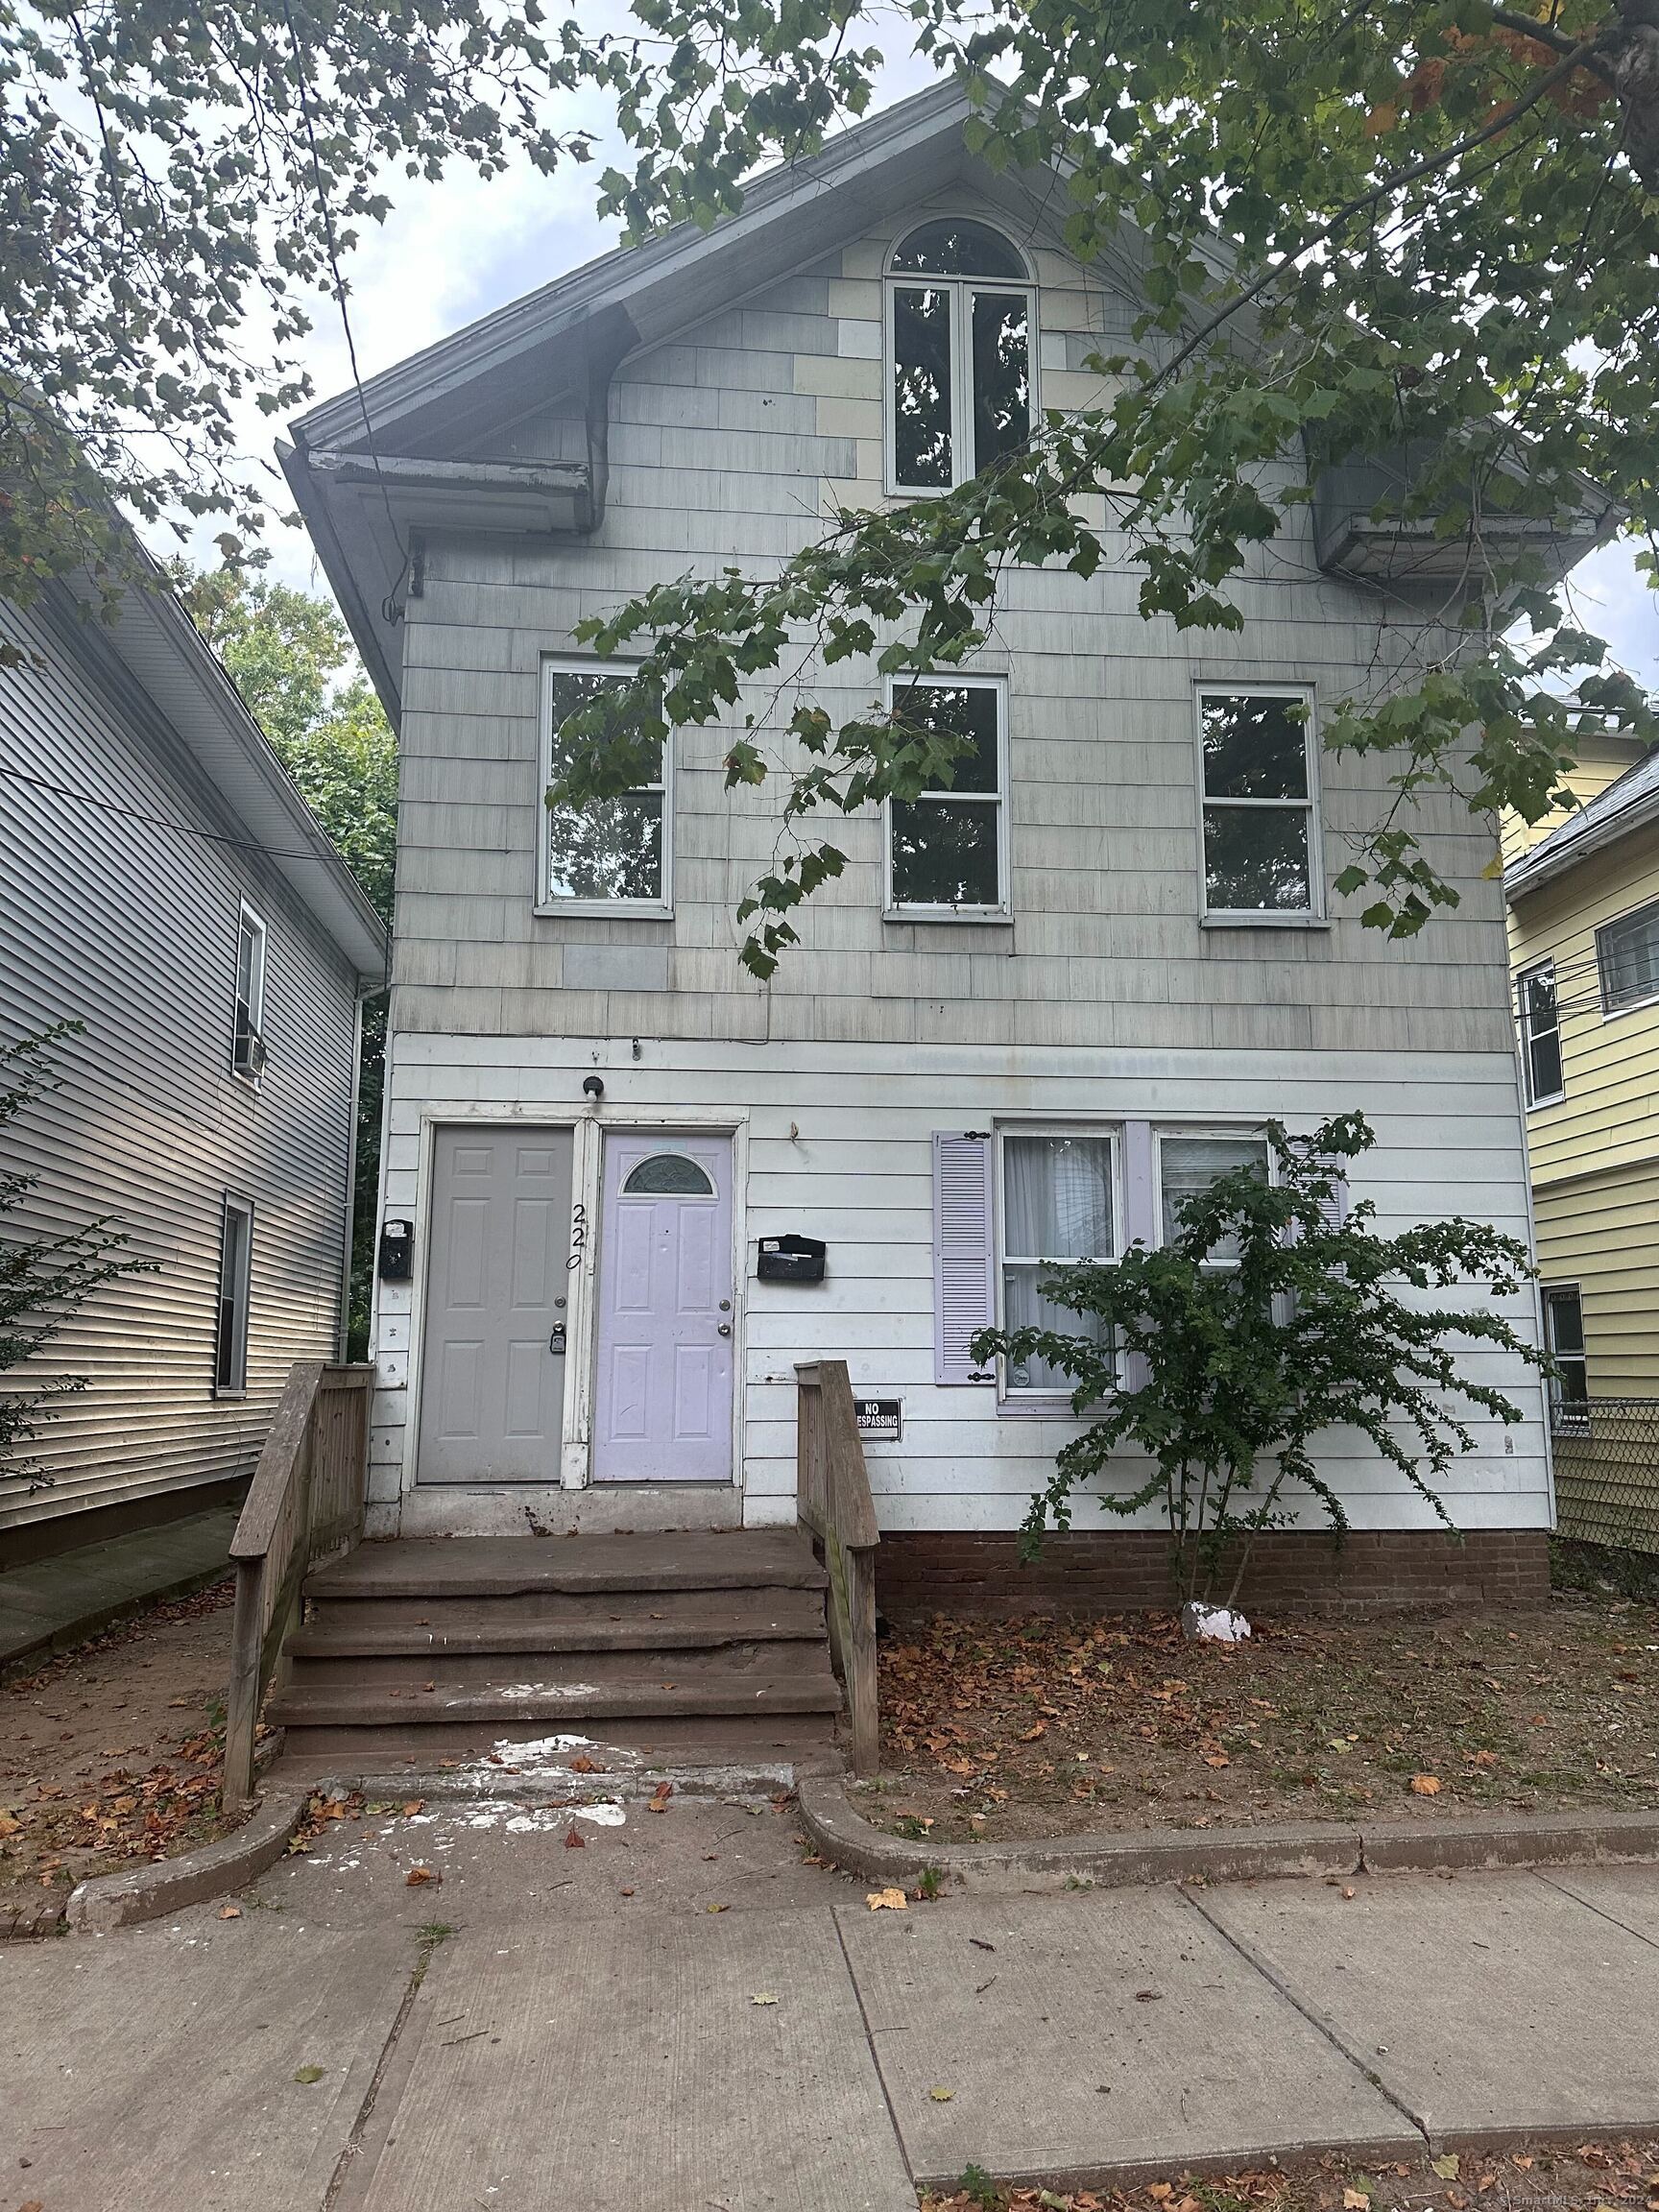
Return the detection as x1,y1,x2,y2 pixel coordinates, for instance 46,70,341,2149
1505,735,1659,1404
284,84,1603,1602
0,560,387,1563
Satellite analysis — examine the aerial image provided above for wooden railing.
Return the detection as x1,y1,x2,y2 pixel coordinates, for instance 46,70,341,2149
796,1360,879,1775
224,1360,373,1803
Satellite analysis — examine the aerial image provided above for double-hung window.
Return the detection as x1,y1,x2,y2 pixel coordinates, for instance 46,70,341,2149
1517,962,1564,1105
1157,1130,1271,1266
887,219,1033,494
886,676,1008,915
1198,688,1321,920
232,903,267,1081
1542,1285,1588,1421
214,1197,253,1396
1597,899,1659,1016
541,660,669,911
936,1118,1279,1398
998,1130,1117,1394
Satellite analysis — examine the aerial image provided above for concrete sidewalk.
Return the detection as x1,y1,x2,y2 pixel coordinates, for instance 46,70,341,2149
4,1792,1657,2210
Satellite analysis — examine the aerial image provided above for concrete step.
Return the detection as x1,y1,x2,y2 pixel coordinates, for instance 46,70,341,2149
295,1586,827,1647
304,1527,826,1601
284,1641,835,1692
266,1667,844,1732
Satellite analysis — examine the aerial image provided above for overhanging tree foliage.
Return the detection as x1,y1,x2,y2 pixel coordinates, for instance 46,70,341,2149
5,5,1656,970
970,1115,1545,1605
546,0,1659,972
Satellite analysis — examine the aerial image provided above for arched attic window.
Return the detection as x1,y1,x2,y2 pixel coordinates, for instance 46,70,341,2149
886,219,1034,494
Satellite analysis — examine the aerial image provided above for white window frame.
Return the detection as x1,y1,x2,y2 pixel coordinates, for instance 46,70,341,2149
1153,1124,1275,1269
538,656,673,918
883,224,1038,498
994,1121,1123,1402
882,672,1011,921
1195,684,1325,926
1517,959,1565,1106
1596,897,1659,1020
1541,1282,1589,1429
213,1195,253,1399
232,901,267,1085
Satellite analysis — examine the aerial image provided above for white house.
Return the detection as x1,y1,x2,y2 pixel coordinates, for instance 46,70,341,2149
284,83,1585,1615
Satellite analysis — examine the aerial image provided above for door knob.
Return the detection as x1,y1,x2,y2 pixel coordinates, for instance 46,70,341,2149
716,1321,732,1336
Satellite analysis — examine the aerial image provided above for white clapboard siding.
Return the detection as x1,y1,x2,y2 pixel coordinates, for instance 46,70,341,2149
0,591,359,1539
367,1030,1549,1534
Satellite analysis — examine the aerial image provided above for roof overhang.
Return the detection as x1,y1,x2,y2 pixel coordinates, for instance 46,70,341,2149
1505,770,1659,902
76,558,389,986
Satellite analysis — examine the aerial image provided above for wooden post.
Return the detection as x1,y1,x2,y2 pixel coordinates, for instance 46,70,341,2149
844,1546,878,1777
223,1556,265,1808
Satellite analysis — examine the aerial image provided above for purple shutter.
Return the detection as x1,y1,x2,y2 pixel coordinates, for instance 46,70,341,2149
1120,1119,1157,1248
933,1131,996,1384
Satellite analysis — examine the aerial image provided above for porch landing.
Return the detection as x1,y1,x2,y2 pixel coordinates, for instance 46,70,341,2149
264,1527,842,1778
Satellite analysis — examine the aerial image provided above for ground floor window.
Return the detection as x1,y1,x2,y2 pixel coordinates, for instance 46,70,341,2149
998,1130,1117,1392
1542,1285,1588,1418
214,1197,253,1396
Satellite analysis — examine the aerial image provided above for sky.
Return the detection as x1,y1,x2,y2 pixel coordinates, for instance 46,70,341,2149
230,74,1657,693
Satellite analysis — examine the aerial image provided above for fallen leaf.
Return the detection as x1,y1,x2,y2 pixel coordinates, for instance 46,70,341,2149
1432,2155,1461,2180
1203,1753,1231,1769
1341,1886,1358,1900
0,1812,21,1838
218,1904,242,1920
294,2064,325,2084
707,1902,730,1913
568,1754,601,1774
1345,2190,1373,2206
405,1865,437,1887
619,1887,636,1897
402,1800,425,1817
564,1827,586,1850
751,1992,779,2006
1149,2185,1175,2201
1019,1721,1046,1743
1409,1774,1442,1796
647,1782,674,1815
928,2085,954,2103
866,1887,909,1911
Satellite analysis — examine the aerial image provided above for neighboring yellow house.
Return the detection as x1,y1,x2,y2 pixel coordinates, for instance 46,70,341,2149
1504,730,1659,1550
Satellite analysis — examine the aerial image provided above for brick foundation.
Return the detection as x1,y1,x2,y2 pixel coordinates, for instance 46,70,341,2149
875,1527,1551,1622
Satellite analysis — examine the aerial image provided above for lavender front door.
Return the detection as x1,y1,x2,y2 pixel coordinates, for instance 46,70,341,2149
592,1132,734,1484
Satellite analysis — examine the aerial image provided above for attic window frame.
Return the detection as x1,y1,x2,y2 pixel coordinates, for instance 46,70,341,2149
883,217,1037,498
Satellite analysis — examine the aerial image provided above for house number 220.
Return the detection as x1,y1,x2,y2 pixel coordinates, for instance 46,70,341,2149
567,1202,588,1272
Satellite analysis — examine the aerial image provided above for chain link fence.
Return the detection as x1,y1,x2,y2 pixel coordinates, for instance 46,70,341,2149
1551,1398,1659,1556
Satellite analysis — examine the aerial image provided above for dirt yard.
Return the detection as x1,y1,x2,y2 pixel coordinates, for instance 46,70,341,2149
866,1591,1659,1844
0,1577,247,1894
920,2141,1659,2212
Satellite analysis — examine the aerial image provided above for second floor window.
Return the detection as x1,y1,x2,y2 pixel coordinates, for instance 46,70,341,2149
1517,962,1564,1104
1597,898,1659,1015
232,903,267,1081
887,219,1032,493
886,676,1008,915
542,661,669,911
1198,688,1320,920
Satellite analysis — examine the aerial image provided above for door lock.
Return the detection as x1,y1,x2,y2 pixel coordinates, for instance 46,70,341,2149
549,1323,567,1355
716,1321,732,1336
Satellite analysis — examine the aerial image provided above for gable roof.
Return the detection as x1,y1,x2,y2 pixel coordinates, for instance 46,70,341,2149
281,81,1110,716
54,545,389,986
1505,742,1659,902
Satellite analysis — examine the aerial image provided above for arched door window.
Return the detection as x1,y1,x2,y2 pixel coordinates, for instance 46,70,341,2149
886,220,1033,493
621,1151,714,1196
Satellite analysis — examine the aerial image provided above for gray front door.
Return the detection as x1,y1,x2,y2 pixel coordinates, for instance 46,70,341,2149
417,1127,573,1483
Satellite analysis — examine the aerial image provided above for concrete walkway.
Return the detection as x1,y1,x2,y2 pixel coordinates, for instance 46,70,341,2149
0,1504,237,1670
4,1792,1657,2210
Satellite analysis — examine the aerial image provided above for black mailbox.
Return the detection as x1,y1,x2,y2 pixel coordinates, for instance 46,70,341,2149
377,1218,415,1282
757,1233,826,1284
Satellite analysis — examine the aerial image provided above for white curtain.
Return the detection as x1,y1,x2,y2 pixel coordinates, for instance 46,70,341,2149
1160,1135,1267,1262
1002,1135,1113,1392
